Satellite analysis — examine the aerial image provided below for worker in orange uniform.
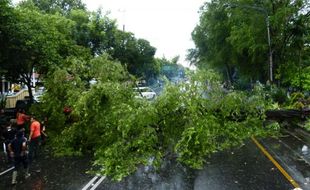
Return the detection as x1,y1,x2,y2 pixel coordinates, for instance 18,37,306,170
16,109,30,131
28,115,41,164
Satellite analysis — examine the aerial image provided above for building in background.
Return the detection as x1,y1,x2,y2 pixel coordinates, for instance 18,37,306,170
1,77,11,94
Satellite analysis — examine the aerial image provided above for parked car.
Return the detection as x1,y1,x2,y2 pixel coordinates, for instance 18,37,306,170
134,87,157,100
33,86,45,102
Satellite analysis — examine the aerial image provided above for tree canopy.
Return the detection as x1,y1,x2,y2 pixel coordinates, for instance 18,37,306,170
27,0,86,14
0,2,79,99
0,0,159,98
190,0,310,89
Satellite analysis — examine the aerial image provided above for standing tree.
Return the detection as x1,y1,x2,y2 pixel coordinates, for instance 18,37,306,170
190,0,309,87
0,0,16,73
0,6,76,100
28,0,86,14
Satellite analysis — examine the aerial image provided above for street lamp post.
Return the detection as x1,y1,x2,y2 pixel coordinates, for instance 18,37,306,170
118,8,126,32
225,4,273,82
264,13,273,83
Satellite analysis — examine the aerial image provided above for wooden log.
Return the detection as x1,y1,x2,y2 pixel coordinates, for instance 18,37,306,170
266,108,309,121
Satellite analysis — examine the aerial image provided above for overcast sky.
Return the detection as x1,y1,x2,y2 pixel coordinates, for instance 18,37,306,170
84,0,206,66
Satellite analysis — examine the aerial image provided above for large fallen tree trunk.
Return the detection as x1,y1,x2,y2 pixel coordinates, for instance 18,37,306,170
265,108,310,121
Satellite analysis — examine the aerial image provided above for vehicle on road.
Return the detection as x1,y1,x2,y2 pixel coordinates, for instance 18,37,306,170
33,86,45,102
3,99,34,120
134,87,157,100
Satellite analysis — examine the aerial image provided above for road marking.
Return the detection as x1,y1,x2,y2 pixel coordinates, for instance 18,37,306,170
3,142,6,153
251,136,301,189
282,129,308,145
81,175,105,190
89,176,106,190
82,176,99,190
0,166,14,176
278,139,310,166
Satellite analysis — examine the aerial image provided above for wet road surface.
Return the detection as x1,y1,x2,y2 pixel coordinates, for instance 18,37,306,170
0,147,93,190
97,141,294,190
261,128,310,190
0,127,309,190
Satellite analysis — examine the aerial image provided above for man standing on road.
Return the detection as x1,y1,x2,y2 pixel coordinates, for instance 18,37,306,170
8,131,30,185
3,121,17,163
28,115,41,163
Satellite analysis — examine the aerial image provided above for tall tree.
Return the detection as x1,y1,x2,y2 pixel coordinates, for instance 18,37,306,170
190,0,309,87
0,0,16,72
86,10,158,79
0,6,76,99
29,0,86,14
190,0,241,84
69,9,159,79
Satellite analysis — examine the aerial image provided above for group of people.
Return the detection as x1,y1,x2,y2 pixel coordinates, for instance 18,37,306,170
1,109,48,185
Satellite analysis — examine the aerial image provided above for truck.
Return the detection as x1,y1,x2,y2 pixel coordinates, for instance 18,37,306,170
3,98,34,120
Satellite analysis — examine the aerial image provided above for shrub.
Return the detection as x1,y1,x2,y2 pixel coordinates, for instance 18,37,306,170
270,87,287,105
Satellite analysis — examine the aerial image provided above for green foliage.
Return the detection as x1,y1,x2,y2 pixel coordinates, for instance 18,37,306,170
304,120,310,132
67,9,159,80
290,66,310,91
0,5,78,100
1,0,284,181
37,55,160,180
0,0,17,69
89,55,128,82
27,0,86,15
0,3,159,99
288,92,304,109
269,87,287,105
0,94,7,109
40,62,277,180
158,72,274,168
191,0,309,86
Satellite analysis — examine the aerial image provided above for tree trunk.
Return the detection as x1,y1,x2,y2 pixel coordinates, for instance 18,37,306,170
25,77,33,102
225,63,233,85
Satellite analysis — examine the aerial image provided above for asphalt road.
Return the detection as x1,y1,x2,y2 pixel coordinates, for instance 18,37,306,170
0,127,309,190
97,140,294,190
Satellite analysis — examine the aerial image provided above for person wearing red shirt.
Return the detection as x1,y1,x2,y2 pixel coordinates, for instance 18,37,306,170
28,116,41,163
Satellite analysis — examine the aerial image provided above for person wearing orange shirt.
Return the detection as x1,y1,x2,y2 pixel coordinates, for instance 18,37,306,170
16,109,30,131
28,116,41,163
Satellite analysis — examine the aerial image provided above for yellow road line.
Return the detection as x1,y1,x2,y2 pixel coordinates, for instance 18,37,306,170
251,136,301,189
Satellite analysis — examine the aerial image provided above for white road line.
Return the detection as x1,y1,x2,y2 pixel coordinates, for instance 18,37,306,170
3,142,6,153
81,176,99,190
282,129,307,145
0,166,14,176
89,176,106,190
278,139,310,166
